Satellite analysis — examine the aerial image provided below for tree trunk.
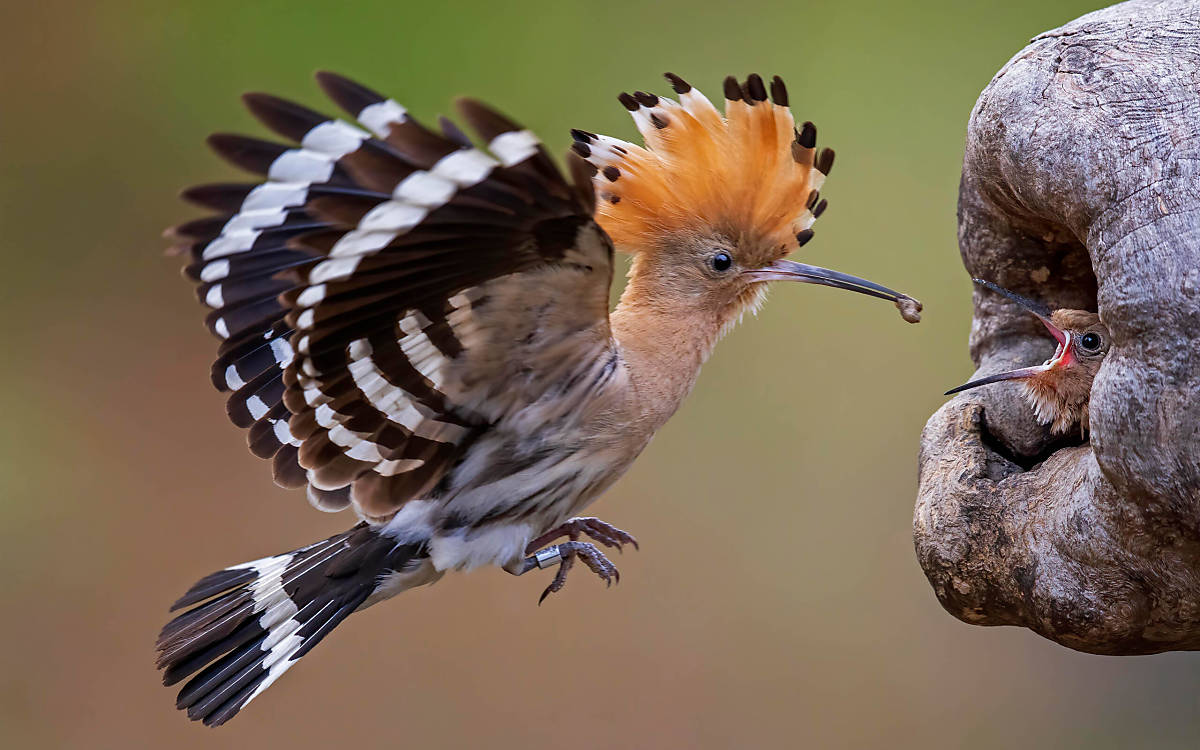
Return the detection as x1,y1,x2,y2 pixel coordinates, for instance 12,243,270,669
915,0,1200,655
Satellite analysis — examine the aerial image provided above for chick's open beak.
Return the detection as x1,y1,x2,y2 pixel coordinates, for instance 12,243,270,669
745,260,921,320
944,280,1073,395
944,363,1054,395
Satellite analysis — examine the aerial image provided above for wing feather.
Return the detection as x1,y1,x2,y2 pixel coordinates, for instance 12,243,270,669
172,73,615,520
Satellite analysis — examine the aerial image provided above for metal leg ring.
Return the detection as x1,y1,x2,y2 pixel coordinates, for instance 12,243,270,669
534,545,564,569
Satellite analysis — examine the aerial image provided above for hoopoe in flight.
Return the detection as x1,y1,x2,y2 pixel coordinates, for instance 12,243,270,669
157,71,921,726
945,279,1108,434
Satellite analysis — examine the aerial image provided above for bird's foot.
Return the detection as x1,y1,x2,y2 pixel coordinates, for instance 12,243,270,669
506,540,622,604
536,541,619,604
505,518,636,603
525,516,639,555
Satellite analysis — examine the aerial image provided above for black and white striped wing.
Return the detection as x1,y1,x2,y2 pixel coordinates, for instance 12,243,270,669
169,73,614,520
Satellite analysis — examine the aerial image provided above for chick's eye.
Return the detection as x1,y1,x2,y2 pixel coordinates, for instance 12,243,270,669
710,251,733,272
1080,332,1102,351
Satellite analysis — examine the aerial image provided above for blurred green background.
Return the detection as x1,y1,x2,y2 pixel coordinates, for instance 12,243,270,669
4,0,1199,747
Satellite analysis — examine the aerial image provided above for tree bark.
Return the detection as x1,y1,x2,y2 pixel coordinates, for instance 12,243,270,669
915,0,1200,655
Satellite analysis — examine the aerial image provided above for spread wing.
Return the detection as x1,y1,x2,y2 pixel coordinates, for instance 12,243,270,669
168,73,615,521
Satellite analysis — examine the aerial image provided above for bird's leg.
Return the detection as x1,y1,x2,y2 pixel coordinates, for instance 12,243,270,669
503,518,636,603
504,540,622,604
525,516,639,555
538,547,577,603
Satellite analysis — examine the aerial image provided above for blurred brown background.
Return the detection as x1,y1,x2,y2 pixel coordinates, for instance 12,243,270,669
3,0,1198,747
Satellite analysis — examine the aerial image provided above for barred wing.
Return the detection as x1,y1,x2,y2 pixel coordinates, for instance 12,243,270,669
168,73,614,520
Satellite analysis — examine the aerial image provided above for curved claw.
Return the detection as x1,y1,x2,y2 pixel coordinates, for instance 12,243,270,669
533,540,621,603
573,541,619,586
526,517,640,555
538,552,575,605
579,518,639,552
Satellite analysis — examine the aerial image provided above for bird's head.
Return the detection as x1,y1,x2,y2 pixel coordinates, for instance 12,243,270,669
573,73,920,335
945,279,1108,434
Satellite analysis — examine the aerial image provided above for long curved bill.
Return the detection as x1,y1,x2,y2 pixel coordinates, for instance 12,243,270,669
745,259,921,320
943,279,1071,395
944,364,1051,395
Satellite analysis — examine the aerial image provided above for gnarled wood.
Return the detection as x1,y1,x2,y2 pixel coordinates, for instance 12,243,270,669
915,0,1200,654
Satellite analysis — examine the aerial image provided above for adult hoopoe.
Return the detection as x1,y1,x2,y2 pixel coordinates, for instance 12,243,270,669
157,71,921,726
945,279,1108,434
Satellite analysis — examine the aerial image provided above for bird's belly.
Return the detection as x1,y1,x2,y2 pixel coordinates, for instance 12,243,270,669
381,422,639,571
428,523,535,572
432,450,628,570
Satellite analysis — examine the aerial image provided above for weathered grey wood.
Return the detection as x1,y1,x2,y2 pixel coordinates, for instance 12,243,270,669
915,0,1200,654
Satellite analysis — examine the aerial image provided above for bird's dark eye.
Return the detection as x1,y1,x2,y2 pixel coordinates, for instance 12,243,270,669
1080,332,1102,351
710,251,733,272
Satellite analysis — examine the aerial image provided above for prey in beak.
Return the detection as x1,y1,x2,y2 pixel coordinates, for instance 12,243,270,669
944,279,1109,435
746,259,923,323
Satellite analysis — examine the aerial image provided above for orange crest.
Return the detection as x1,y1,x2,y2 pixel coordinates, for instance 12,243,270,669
572,73,833,255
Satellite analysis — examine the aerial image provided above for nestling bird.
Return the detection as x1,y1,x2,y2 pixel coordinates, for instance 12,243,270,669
945,279,1108,434
156,71,921,725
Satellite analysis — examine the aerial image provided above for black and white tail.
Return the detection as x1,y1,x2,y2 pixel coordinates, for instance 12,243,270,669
156,524,430,726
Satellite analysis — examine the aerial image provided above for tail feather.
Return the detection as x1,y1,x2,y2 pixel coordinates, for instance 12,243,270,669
170,568,257,611
156,523,428,726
